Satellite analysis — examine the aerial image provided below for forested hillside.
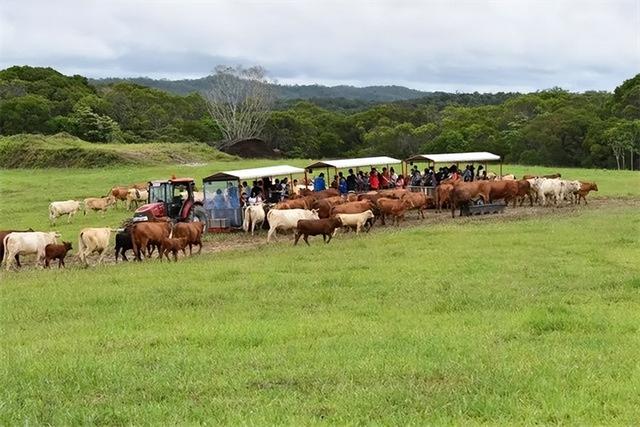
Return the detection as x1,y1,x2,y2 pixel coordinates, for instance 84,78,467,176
92,76,431,101
1,66,639,169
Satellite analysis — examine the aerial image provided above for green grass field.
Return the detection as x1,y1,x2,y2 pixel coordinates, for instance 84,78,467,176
1,161,639,424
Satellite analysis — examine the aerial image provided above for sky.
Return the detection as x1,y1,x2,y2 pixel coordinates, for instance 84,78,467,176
0,0,638,92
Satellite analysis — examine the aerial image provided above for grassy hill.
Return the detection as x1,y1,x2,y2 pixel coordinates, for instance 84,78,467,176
0,134,234,168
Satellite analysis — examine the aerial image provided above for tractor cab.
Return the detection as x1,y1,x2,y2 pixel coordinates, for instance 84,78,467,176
134,178,197,221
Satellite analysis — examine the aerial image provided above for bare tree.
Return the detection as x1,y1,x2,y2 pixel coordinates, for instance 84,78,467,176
204,65,275,148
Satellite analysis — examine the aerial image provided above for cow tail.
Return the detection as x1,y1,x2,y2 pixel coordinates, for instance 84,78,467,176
2,234,10,266
242,208,250,232
78,231,85,263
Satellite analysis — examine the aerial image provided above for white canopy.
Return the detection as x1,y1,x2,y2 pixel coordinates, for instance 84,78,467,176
306,156,401,170
405,152,501,163
203,165,305,182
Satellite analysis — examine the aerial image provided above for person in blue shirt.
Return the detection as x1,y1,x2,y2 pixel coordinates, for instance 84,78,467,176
313,173,326,191
338,172,348,196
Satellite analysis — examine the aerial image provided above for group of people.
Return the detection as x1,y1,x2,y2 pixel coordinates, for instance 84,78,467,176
313,167,406,196
408,164,489,186
210,163,494,209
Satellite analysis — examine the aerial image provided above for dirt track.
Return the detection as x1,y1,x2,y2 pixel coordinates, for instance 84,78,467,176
5,197,638,271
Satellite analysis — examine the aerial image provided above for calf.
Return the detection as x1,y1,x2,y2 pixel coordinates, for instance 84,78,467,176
126,188,148,210
575,181,598,205
334,210,375,234
44,242,73,268
173,221,205,255
114,230,134,262
294,217,342,246
160,237,188,262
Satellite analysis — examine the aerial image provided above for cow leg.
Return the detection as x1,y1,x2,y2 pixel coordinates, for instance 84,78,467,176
322,234,327,243
172,250,178,262
45,258,50,268
15,254,21,268
325,233,333,244
267,227,276,242
189,243,193,256
59,258,65,268
97,249,105,265
303,234,310,246
294,231,301,246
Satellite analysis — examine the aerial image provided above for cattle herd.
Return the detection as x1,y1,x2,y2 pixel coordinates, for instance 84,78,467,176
1,173,598,272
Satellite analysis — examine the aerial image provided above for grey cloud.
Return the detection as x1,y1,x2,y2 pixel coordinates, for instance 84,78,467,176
1,0,638,92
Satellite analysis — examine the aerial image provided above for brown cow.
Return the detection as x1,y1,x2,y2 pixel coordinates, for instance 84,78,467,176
294,217,342,246
172,221,205,255
110,186,129,209
0,228,34,267
357,191,385,203
436,184,454,213
487,180,519,207
377,197,411,226
44,241,72,268
516,179,533,206
378,188,408,199
312,196,347,218
310,188,340,199
401,192,431,219
330,200,377,216
275,198,310,210
575,181,598,204
450,181,491,218
131,221,172,260
160,237,188,262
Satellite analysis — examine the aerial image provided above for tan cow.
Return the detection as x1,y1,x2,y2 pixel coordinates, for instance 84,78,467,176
84,195,116,215
78,227,112,266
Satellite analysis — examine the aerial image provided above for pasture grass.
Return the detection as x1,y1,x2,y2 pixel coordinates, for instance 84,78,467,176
1,204,640,424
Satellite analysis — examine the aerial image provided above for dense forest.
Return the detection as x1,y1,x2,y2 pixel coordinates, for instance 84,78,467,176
1,66,639,169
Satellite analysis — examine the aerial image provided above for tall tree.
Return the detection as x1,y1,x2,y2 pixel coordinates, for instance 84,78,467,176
204,65,275,147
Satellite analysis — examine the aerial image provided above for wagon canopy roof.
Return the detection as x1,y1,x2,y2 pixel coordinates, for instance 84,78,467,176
203,165,305,182
405,152,501,163
306,156,401,170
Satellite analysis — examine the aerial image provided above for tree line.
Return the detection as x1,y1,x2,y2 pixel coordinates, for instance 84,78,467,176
1,66,638,169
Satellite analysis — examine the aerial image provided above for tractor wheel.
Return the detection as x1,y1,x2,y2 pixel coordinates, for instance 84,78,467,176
190,205,208,234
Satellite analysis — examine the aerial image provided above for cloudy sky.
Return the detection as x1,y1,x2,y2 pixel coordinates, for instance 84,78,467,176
1,0,638,92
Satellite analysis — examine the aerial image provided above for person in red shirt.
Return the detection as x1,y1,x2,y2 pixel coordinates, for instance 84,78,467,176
369,169,380,190
380,167,391,189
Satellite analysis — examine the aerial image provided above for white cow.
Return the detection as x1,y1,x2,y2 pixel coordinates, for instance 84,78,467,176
562,180,581,204
180,191,204,203
242,204,265,236
126,188,148,210
334,210,375,234
78,227,112,266
3,231,60,270
266,208,319,242
49,200,81,224
535,178,565,206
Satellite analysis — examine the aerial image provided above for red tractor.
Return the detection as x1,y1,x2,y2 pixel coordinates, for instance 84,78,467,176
133,178,208,229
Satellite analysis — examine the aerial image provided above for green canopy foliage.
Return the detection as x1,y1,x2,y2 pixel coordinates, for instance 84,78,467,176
0,66,638,169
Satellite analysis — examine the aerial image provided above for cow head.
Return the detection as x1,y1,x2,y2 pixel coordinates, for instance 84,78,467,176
63,241,73,252
310,209,320,219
